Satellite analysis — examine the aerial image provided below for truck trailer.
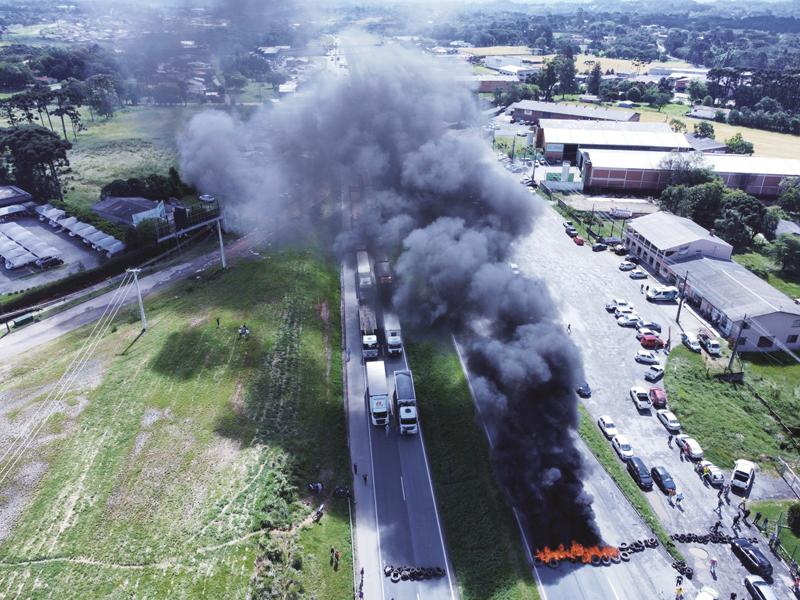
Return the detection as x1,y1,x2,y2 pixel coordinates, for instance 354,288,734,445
366,361,390,427
356,250,373,300
393,370,418,435
359,304,379,360
383,312,403,357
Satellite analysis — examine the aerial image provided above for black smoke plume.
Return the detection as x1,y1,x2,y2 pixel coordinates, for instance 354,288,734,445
178,37,599,547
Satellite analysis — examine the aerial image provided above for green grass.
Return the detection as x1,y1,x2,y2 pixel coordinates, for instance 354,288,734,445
749,499,800,559
551,201,616,241
0,252,352,598
408,341,539,600
577,405,683,561
63,106,202,211
732,251,800,299
663,346,800,472
237,81,276,104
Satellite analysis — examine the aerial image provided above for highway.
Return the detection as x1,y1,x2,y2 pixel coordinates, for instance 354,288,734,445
512,194,797,599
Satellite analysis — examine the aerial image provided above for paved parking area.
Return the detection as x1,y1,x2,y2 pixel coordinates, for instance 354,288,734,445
0,217,102,295
514,198,797,599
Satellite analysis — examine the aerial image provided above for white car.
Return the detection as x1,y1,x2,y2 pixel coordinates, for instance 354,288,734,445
618,261,636,271
614,304,635,318
676,434,704,460
656,409,681,433
635,350,659,364
644,365,665,382
695,586,720,600
744,576,778,600
681,333,702,352
629,386,652,410
605,298,630,312
636,327,656,340
612,434,634,461
617,314,641,327
730,459,756,492
597,415,618,439
695,460,725,487
629,269,648,280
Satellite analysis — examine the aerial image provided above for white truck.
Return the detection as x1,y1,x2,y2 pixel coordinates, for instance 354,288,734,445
366,361,390,427
359,305,379,360
383,312,403,357
356,250,373,300
393,370,418,435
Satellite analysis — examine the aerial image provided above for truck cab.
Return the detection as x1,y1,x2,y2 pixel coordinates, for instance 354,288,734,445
383,312,403,357
366,361,389,426
359,304,379,360
393,370,418,435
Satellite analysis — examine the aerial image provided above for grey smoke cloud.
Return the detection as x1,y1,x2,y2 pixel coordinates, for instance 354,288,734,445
178,39,599,546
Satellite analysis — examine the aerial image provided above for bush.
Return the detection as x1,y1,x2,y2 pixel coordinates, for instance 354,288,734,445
789,502,800,537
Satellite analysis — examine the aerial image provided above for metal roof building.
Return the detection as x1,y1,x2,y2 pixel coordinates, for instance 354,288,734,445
536,119,691,162
0,185,32,208
511,100,639,123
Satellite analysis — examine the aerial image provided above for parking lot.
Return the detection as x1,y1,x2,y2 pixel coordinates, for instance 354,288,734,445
0,217,102,295
514,197,797,599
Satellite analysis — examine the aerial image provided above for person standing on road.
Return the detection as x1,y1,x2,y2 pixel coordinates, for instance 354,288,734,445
738,499,747,513
675,585,684,600
709,557,717,577
717,486,723,499
640,283,644,293
216,317,220,328
353,463,358,475
363,473,367,486
753,511,762,525
668,434,673,447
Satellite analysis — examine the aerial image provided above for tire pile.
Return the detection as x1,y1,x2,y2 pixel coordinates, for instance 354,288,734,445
614,538,659,564
670,532,758,546
532,538,658,568
384,565,445,583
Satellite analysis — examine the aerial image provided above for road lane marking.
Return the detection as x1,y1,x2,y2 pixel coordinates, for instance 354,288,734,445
400,476,406,501
607,579,622,600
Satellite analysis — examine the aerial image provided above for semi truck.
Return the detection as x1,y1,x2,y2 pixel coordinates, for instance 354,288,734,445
356,250,373,300
383,312,403,357
359,304,379,360
366,361,390,427
393,370,418,435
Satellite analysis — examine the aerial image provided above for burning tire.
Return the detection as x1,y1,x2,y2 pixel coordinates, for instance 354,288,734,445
601,555,612,566
610,553,621,564
590,555,601,566
547,558,559,569
534,556,545,567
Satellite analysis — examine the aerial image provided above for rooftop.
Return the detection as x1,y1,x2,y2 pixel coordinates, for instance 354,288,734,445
627,211,733,252
92,196,158,226
0,185,32,207
669,256,800,320
513,100,637,121
539,119,690,149
684,134,727,152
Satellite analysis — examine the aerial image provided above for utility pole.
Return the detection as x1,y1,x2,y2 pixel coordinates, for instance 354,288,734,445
675,271,689,325
127,268,147,331
728,315,746,372
217,220,227,269
510,136,516,163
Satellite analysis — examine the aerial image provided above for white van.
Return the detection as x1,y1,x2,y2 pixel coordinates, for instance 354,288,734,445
646,285,679,302
730,459,756,492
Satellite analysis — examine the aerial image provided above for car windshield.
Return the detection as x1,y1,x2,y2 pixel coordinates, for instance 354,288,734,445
621,443,631,451
733,471,750,482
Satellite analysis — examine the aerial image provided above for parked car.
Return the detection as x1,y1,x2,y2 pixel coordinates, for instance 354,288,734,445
644,365,664,382
618,261,636,271
640,334,665,350
730,459,756,492
563,221,573,229
629,269,648,280
605,299,630,312
627,457,653,490
576,382,591,398
617,314,641,327
625,255,640,264
573,235,585,246
650,466,676,494
695,586,720,600
635,350,659,365
597,415,618,439
656,409,681,433
566,227,578,238
675,435,704,460
612,434,634,460
743,575,778,600
614,304,636,318
635,319,662,333
592,242,608,252
681,333,702,352
695,460,725,487
614,244,628,255
636,327,656,340
731,538,773,578
649,387,667,409
629,386,652,409
698,331,722,357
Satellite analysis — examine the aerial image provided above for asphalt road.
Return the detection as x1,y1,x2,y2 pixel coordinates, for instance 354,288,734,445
342,258,455,600
513,195,797,599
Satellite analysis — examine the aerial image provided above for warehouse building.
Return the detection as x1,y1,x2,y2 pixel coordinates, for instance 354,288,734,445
625,211,732,276
511,100,639,124
579,149,800,197
92,197,167,227
536,119,691,163
466,74,519,92
668,256,800,352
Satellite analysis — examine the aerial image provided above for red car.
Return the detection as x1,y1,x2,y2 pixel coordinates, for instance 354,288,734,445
573,236,585,246
640,334,665,350
649,387,667,409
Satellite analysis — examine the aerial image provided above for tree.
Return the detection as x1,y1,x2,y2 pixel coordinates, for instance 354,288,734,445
693,121,715,138
587,62,602,95
687,80,707,102
658,151,714,186
648,92,671,111
725,132,754,155
86,74,118,119
669,118,687,133
554,53,576,98
537,61,558,101
702,95,714,107
771,235,800,276
778,177,800,214
659,180,725,229
0,62,33,90
0,125,71,200
721,189,776,240
714,208,753,248
626,86,642,102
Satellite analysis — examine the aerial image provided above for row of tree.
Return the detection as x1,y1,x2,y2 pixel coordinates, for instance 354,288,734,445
0,125,70,201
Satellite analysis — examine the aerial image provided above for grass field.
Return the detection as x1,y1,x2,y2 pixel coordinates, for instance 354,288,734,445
408,341,539,600
237,81,276,104
663,346,800,473
577,406,682,561
63,106,201,211
551,201,617,241
749,499,800,559
732,252,800,300
0,252,353,598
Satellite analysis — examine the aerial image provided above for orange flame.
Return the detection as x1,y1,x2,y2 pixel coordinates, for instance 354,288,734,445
535,541,620,565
